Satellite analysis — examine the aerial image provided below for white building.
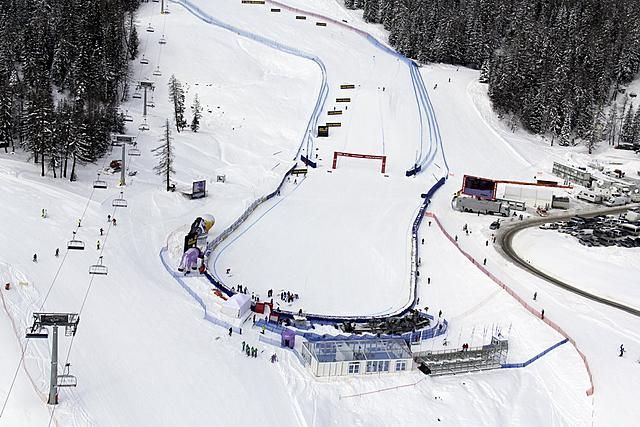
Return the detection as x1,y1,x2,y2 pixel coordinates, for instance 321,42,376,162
301,339,413,377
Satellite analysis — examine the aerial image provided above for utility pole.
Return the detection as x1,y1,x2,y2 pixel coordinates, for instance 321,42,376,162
25,313,80,405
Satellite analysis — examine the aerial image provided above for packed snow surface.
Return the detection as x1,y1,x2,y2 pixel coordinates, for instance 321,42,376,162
0,0,638,426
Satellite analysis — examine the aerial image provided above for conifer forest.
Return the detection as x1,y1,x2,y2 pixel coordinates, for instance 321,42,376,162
0,0,141,177
347,0,640,147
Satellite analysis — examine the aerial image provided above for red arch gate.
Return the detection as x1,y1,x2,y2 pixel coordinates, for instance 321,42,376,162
332,151,387,173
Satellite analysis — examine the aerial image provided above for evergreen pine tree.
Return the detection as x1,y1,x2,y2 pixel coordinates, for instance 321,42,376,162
153,119,176,191
190,94,202,132
620,103,635,144
631,104,640,145
168,74,187,132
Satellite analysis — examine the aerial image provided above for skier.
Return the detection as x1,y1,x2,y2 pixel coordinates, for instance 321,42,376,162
533,292,537,301
427,277,431,284
55,248,59,257
483,258,487,266
226,268,231,275
421,238,424,245
100,228,104,236
541,309,545,320
112,218,117,226
78,219,82,227
32,254,38,263
438,310,442,318
107,214,111,223
428,221,431,227
228,327,232,336
41,208,46,218
619,344,625,357
97,240,101,250
271,353,277,363
433,84,438,89
485,240,489,246
242,341,246,351
246,347,251,357
455,235,458,242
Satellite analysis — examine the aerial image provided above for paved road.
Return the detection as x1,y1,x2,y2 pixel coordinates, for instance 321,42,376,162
496,204,640,317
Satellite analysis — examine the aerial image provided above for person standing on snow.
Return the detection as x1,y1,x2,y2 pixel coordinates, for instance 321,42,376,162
620,344,625,357
32,254,38,263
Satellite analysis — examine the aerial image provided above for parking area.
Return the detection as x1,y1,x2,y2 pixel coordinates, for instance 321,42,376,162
539,209,640,248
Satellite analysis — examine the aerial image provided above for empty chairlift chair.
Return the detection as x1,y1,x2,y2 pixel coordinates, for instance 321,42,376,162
67,231,85,250
146,23,155,32
128,144,141,156
132,87,142,99
112,191,128,208
25,326,48,339
138,119,150,131
153,66,162,77
159,35,167,45
93,173,107,189
140,55,149,65
57,363,78,387
89,256,108,275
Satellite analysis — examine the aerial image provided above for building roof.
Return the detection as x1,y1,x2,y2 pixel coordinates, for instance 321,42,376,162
304,338,412,363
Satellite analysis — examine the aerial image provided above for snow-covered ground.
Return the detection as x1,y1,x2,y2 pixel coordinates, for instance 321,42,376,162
513,228,640,310
0,0,638,425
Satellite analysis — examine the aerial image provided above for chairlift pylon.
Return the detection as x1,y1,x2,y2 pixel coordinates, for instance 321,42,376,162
93,173,107,189
67,231,85,250
89,256,108,275
112,191,128,208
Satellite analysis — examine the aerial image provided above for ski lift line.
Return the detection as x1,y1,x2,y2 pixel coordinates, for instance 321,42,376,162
47,204,120,427
4,144,126,417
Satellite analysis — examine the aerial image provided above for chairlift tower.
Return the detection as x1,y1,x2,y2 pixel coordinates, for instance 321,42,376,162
111,134,137,186
25,312,80,405
140,80,155,118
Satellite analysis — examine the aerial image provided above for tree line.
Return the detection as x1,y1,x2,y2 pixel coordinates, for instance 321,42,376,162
347,0,640,150
0,0,140,178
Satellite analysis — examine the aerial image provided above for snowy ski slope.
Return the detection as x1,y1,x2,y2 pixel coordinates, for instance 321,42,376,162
1,0,638,425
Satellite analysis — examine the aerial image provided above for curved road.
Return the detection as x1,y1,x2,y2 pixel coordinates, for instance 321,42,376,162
496,204,640,317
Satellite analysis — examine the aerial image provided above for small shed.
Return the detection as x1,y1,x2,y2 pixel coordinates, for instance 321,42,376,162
221,293,252,318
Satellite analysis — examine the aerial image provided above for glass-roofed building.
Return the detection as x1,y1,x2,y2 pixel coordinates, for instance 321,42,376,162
301,339,413,377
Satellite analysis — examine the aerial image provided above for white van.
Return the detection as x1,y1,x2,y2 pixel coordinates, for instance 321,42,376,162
577,189,602,203
603,196,629,207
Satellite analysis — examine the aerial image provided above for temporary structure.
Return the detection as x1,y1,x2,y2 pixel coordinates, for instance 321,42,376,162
221,293,252,318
